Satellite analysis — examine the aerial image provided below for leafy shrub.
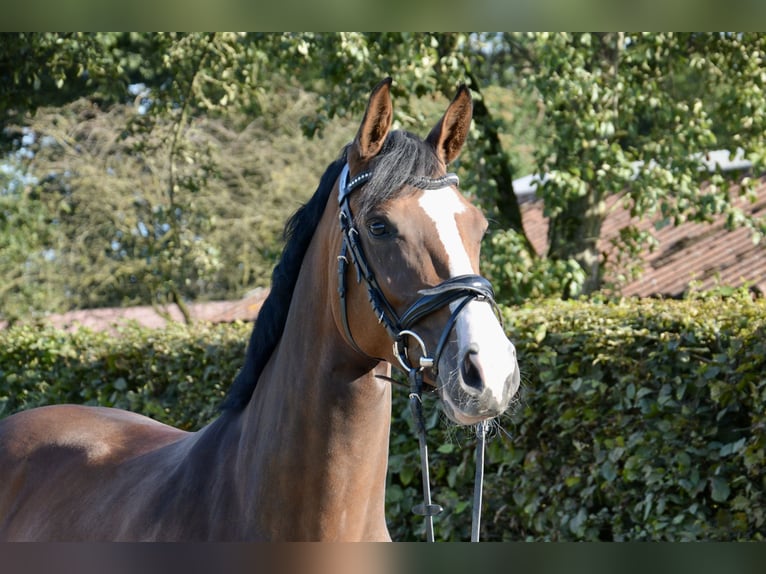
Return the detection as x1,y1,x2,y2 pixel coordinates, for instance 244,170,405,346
391,292,766,541
1,293,764,541
486,293,765,541
0,321,249,430
481,228,586,304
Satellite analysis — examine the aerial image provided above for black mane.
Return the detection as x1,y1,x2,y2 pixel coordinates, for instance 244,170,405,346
220,153,346,411
222,131,442,412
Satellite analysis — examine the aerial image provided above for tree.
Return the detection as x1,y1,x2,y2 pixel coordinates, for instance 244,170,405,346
291,32,766,297
0,159,68,322
1,33,266,320
3,33,765,321
518,32,766,294
1,85,355,322
3,32,549,317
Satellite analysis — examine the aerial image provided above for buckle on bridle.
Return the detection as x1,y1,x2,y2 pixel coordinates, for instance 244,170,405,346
394,329,434,372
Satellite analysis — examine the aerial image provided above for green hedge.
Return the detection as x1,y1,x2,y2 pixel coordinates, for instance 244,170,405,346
0,321,246,430
1,294,765,541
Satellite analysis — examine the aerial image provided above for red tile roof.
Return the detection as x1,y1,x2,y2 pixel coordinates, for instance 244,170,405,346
1,289,268,333
521,178,766,297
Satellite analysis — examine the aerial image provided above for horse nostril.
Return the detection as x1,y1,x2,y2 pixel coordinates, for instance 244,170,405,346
460,344,483,392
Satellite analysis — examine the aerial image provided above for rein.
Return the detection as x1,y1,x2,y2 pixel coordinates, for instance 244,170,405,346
336,163,495,542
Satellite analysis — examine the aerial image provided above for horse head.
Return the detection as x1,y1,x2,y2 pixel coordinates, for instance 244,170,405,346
335,78,520,425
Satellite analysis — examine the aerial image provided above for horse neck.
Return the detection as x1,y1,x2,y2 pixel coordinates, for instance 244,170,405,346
235,200,392,540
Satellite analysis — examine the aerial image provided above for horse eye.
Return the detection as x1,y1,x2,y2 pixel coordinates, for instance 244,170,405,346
367,219,392,238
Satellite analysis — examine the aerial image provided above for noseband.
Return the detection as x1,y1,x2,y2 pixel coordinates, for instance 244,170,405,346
336,163,498,542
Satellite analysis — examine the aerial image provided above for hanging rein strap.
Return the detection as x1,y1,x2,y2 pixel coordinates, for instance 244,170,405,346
407,367,442,542
336,163,496,542
472,420,488,542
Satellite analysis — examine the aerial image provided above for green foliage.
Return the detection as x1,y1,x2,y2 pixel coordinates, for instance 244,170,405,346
0,321,249,430
1,33,320,320
2,32,765,318
1,88,354,321
0,33,261,139
0,180,67,320
481,227,586,303
481,292,766,541
1,294,764,540
520,32,766,293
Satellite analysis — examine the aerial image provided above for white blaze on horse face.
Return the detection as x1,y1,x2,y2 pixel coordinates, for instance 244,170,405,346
418,189,518,417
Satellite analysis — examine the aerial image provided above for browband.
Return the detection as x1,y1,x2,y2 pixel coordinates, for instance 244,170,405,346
338,163,459,206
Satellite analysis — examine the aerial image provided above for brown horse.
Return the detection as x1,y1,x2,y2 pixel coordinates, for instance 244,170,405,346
0,78,519,541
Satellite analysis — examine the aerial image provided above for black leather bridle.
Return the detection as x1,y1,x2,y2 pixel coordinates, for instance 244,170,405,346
336,163,499,374
335,162,499,542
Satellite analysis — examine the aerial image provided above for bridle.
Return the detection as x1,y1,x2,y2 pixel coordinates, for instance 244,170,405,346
336,162,499,542
336,163,498,373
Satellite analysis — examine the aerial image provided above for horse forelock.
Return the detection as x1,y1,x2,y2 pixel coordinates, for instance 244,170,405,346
355,130,444,219
222,131,442,412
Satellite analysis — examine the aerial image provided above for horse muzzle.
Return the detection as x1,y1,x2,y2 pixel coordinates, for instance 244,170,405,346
435,302,520,426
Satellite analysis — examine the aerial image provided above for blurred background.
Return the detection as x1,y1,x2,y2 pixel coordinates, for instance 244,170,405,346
2,32,764,326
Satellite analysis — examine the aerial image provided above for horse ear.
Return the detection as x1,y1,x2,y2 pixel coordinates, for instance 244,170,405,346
426,85,473,165
350,77,393,163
